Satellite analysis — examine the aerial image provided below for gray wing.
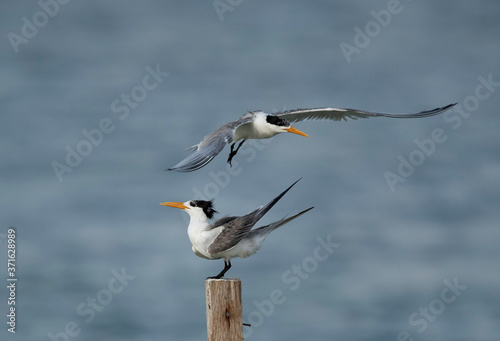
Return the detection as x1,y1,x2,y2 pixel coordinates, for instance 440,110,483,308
246,206,314,239
276,103,456,123
207,215,258,255
168,114,254,172
168,124,234,172
207,178,302,255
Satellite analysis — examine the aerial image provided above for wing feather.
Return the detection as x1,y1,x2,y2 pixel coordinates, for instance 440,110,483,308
246,206,314,239
276,103,456,123
207,178,302,255
168,125,234,172
168,114,255,172
207,215,257,255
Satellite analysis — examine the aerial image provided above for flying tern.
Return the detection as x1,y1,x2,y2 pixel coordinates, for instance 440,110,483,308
168,103,456,172
160,178,313,279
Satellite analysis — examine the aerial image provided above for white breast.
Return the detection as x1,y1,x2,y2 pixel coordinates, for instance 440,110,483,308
187,217,223,259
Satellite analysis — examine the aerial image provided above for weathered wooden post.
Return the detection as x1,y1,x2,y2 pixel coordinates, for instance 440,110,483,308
205,278,243,341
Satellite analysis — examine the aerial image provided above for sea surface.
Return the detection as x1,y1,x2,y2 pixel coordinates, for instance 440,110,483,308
1,1,500,340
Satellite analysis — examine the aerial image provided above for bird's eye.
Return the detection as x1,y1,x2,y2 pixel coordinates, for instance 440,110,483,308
266,115,288,127
190,201,196,207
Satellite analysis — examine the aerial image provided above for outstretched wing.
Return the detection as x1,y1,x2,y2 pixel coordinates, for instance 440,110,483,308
276,103,456,123
168,114,255,172
207,178,302,255
168,125,234,172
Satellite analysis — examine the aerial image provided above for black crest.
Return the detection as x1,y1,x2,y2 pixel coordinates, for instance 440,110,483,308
266,115,289,127
190,200,218,219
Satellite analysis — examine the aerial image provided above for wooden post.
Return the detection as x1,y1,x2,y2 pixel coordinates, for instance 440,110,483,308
205,278,243,341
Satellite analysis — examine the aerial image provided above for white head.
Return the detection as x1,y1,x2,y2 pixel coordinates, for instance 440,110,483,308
160,199,218,220
264,114,309,137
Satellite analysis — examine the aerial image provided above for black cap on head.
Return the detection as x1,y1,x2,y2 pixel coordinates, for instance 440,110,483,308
190,200,218,219
266,115,289,127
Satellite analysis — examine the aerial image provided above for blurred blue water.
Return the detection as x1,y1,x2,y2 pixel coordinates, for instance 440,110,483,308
1,1,500,340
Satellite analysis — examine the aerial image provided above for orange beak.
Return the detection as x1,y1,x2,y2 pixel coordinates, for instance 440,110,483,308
160,202,189,210
285,126,309,138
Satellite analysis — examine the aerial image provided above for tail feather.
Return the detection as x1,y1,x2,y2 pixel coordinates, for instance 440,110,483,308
248,206,314,238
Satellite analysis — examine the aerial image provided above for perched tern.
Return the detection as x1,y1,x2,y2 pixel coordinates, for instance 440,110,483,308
168,103,456,172
160,178,313,279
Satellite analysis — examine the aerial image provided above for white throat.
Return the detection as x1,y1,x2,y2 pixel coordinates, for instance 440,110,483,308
250,113,283,139
186,209,209,238
233,112,283,142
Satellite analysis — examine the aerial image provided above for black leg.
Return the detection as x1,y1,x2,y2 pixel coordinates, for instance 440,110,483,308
227,144,236,166
207,260,232,279
235,140,245,153
227,140,245,166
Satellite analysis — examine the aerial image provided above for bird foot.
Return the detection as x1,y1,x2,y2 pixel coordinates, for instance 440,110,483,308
207,260,231,279
226,141,245,167
227,153,235,167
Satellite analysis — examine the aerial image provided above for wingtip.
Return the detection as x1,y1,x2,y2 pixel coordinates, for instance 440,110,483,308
279,177,304,198
285,178,303,191
166,167,195,173
165,165,189,172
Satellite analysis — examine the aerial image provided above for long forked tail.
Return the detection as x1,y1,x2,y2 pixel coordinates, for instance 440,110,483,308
248,206,315,239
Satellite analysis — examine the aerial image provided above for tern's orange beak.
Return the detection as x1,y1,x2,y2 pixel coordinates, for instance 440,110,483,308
160,202,189,210
285,126,309,138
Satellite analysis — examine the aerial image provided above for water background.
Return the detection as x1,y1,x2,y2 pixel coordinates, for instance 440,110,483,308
1,1,499,340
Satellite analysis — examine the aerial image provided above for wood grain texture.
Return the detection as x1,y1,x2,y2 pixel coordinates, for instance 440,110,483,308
205,278,243,341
